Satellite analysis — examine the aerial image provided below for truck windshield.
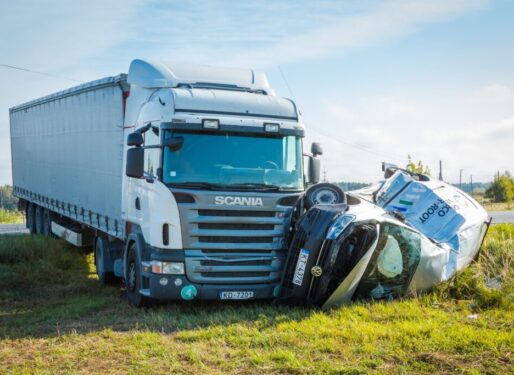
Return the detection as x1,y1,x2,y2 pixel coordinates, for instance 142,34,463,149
162,131,303,190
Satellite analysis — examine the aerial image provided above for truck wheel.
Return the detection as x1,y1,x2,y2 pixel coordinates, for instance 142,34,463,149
95,238,117,285
26,203,36,234
42,209,53,236
125,243,150,307
35,205,44,234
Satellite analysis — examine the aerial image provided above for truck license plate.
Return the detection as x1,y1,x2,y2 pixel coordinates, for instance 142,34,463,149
219,291,254,300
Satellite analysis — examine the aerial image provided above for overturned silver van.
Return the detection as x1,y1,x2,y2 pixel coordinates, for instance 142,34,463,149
275,169,490,309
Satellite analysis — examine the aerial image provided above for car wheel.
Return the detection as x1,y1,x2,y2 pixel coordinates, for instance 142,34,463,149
125,242,150,307
305,183,346,209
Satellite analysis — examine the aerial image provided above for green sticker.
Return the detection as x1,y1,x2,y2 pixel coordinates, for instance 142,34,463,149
181,285,197,300
273,285,280,298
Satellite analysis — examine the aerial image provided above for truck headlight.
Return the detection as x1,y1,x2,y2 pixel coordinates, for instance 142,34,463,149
151,261,185,275
326,214,355,240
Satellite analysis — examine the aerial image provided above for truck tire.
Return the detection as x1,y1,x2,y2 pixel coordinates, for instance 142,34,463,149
125,243,150,307
42,208,52,236
26,203,36,234
35,205,44,235
95,237,117,285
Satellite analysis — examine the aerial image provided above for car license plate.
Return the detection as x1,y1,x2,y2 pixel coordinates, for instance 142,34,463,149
219,291,254,300
292,248,310,286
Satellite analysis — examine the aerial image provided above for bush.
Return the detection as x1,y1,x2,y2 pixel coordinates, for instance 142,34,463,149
486,171,514,203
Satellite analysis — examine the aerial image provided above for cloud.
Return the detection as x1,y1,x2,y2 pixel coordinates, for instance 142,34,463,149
473,84,514,105
0,0,495,184
217,0,488,67
315,86,514,183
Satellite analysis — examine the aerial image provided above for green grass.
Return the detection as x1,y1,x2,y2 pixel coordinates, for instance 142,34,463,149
0,209,24,224
0,226,512,374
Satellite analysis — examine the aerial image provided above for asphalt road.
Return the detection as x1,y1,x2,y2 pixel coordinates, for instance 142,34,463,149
0,223,29,235
489,211,514,224
0,211,512,236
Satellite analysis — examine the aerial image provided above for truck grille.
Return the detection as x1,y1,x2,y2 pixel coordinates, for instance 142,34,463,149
198,209,275,217
198,223,274,230
175,191,296,285
198,236,273,243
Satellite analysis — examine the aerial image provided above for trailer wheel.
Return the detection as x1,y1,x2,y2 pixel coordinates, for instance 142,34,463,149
95,238,117,285
35,205,44,234
125,243,150,307
26,203,36,235
42,209,52,236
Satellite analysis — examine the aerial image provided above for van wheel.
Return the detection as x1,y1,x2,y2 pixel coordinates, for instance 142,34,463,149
42,209,52,236
125,243,150,307
95,238,117,285
26,203,36,234
35,205,44,234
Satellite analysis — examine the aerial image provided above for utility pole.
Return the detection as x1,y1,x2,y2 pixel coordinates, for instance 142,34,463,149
459,169,464,190
322,167,328,182
470,174,473,195
438,160,443,181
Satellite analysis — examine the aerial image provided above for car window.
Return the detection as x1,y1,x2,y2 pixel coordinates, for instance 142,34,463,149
353,222,421,300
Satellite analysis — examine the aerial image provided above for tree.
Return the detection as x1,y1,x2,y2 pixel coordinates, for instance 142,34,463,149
406,155,431,176
0,185,19,211
485,171,514,203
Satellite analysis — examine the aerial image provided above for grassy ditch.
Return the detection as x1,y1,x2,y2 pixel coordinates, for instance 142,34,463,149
0,225,512,374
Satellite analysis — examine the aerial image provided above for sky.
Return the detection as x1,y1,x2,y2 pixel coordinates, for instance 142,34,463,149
1,0,513,185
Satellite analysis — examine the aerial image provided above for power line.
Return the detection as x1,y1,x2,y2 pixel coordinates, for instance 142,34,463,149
277,65,296,101
311,127,406,163
0,63,82,83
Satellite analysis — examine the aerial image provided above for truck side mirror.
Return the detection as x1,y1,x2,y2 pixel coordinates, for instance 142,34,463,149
311,142,323,156
126,147,144,178
163,136,184,152
127,133,144,147
308,156,321,184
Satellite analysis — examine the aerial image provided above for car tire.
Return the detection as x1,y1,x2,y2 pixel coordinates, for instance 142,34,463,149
95,237,118,285
125,242,150,307
305,183,346,209
26,203,36,234
35,205,44,234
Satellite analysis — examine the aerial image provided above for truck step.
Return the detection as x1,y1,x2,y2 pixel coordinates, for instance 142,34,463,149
51,222,93,247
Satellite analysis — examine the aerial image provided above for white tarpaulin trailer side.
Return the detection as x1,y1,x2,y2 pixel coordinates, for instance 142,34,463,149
10,75,128,238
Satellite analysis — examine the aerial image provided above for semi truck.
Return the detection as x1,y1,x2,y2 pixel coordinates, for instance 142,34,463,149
9,59,322,306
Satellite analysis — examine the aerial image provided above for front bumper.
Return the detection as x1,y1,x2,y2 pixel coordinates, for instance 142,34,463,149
143,273,278,300
140,247,279,301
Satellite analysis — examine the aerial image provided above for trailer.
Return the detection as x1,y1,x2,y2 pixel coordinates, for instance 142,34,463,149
10,59,323,306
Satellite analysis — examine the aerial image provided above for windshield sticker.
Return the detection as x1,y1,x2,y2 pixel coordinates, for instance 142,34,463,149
170,171,177,177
